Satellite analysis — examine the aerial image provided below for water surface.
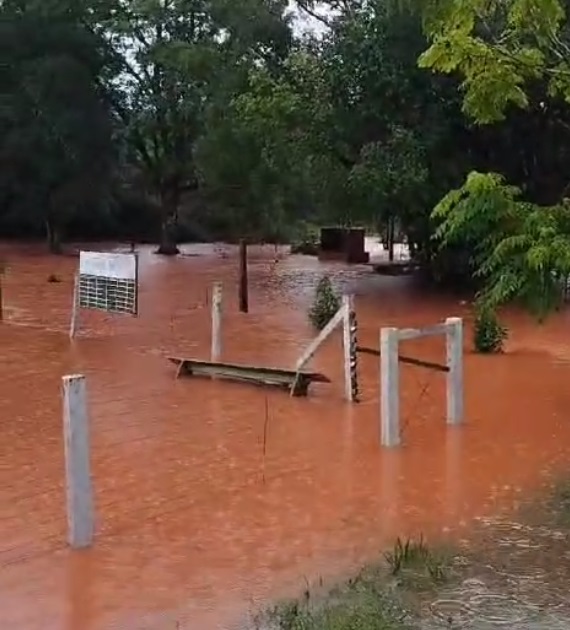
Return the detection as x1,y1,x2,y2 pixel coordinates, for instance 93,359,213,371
1,243,569,629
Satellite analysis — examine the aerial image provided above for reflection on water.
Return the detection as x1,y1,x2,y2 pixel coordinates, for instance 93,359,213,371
1,242,570,629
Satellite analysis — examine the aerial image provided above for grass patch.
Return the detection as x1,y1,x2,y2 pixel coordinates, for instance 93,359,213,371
253,537,454,630
384,536,451,589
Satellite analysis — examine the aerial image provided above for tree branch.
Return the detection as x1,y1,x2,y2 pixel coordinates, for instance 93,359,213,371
295,1,333,28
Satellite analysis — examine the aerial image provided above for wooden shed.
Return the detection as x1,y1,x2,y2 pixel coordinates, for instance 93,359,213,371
318,227,369,264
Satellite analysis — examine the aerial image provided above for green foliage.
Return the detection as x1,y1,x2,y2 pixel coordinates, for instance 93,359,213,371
100,0,293,252
433,171,570,319
384,536,449,584
315,2,457,240
290,223,320,255
255,535,455,630
196,57,311,239
413,0,570,124
473,305,508,353
0,2,115,252
348,126,429,231
4,0,570,307
309,276,341,330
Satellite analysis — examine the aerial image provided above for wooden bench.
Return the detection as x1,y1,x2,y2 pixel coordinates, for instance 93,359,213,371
168,357,330,396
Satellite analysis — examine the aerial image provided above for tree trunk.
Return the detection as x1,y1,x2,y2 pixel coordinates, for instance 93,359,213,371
156,188,180,256
46,219,62,255
388,216,395,262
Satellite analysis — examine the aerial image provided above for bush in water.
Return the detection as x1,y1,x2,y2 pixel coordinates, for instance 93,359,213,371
473,305,507,353
309,275,341,330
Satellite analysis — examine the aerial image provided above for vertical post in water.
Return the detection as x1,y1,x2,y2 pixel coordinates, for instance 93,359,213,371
445,317,463,425
342,295,359,402
380,327,400,447
211,282,222,362
238,239,249,313
69,273,80,339
62,375,94,549
342,296,352,401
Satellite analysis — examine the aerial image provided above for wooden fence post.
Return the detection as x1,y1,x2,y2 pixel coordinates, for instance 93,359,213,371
69,274,80,339
211,282,222,362
342,295,359,402
238,239,249,313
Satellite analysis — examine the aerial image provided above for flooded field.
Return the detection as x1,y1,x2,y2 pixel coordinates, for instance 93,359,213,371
1,242,570,629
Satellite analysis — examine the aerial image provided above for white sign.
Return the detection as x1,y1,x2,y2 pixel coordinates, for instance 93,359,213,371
79,251,137,281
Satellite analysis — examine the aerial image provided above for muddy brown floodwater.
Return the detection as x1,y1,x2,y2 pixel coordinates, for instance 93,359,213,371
1,242,570,630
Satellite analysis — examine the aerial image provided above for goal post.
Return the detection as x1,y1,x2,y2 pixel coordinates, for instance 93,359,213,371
380,317,464,447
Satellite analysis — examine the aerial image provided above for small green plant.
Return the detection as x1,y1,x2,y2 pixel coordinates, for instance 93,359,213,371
384,536,449,586
473,305,507,353
384,536,430,575
309,275,341,330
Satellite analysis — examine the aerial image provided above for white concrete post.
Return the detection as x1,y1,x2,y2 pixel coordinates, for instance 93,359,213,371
445,317,463,425
211,282,222,362
380,327,400,447
69,274,79,339
342,295,354,401
62,375,94,549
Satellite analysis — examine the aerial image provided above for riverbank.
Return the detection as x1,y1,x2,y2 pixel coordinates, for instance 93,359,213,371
253,478,570,629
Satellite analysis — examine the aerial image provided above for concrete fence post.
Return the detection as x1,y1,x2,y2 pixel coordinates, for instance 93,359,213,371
380,327,400,447
445,317,463,425
62,375,94,549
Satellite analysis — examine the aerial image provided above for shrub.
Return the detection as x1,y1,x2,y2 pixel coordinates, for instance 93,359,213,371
309,275,341,330
473,305,507,353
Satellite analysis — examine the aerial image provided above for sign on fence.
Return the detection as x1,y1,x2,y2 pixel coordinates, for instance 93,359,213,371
78,251,138,315
70,251,139,338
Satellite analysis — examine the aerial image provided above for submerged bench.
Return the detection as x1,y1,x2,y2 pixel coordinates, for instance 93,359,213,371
168,357,330,396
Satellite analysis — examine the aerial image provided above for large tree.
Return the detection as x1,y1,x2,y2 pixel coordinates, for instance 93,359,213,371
0,1,115,252
410,0,570,314
101,0,292,254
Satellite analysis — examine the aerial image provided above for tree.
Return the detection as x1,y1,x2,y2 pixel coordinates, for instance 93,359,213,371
434,172,570,319
407,0,570,315
304,1,464,253
102,0,292,254
414,0,570,124
196,57,313,241
0,1,115,252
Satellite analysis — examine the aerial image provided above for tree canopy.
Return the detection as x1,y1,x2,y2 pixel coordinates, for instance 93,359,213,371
3,0,570,317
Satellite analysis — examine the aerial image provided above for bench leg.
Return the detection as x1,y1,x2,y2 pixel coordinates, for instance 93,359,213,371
291,377,309,397
175,361,185,379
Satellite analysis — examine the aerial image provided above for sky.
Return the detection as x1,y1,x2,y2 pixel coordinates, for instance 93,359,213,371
288,1,331,36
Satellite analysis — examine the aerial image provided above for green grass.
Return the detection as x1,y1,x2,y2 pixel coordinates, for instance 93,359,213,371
253,537,453,630
252,478,570,630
